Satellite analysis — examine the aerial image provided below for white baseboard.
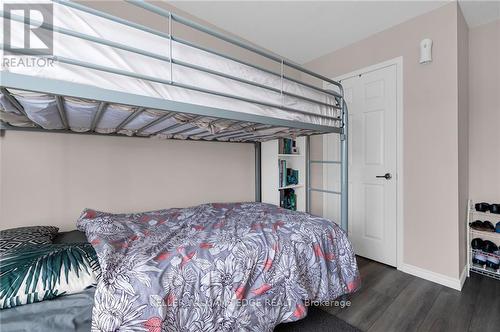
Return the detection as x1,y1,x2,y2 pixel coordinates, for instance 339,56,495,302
399,263,466,291
459,265,468,289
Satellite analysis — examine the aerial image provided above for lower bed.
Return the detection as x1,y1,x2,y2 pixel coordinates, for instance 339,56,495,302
1,203,360,332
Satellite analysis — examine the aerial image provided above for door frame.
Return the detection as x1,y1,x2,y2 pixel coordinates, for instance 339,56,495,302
327,56,404,269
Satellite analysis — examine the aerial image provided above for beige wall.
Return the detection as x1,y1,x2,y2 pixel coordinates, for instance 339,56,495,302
305,3,462,279
469,19,500,203
457,6,469,277
0,131,255,231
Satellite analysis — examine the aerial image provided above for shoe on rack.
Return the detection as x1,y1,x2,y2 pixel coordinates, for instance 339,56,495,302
473,253,487,267
469,220,484,230
471,238,484,250
482,240,498,254
490,203,500,214
485,256,500,271
475,202,491,212
483,221,495,232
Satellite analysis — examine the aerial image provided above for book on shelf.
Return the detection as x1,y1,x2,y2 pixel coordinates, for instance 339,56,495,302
278,159,286,187
278,138,298,154
278,160,299,188
280,188,297,211
287,168,299,185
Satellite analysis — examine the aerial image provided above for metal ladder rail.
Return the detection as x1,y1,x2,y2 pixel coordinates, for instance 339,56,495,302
306,101,348,233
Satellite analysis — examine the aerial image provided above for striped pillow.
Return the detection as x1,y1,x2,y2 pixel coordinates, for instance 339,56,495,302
0,226,59,253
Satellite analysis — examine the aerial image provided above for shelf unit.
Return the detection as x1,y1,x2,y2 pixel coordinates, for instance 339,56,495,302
261,137,306,212
466,199,500,280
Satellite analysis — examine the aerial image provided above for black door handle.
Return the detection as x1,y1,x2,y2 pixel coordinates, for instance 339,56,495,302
376,173,392,180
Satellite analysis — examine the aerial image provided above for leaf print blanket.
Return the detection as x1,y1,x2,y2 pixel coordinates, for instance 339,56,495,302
77,202,360,332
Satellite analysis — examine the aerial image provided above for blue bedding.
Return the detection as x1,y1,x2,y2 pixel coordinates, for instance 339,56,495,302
0,287,94,332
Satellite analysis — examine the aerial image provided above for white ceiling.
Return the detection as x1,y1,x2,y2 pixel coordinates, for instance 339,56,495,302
459,0,500,28
169,1,452,64
169,1,500,65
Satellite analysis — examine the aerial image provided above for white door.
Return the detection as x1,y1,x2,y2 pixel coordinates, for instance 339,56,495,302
323,64,398,266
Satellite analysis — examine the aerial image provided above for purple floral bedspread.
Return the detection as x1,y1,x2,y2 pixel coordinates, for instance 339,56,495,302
77,202,360,332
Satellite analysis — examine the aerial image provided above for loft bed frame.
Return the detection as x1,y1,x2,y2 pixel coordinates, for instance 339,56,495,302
0,0,349,231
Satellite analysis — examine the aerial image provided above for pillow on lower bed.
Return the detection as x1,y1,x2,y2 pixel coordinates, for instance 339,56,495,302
0,243,100,309
0,226,59,253
53,230,88,244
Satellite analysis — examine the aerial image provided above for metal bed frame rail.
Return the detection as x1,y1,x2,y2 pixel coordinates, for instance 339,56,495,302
0,0,349,231
2,0,344,128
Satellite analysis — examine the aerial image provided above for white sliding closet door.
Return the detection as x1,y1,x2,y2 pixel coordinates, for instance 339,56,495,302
324,64,398,266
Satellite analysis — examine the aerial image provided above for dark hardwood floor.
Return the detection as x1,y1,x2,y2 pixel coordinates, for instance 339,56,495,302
322,256,500,332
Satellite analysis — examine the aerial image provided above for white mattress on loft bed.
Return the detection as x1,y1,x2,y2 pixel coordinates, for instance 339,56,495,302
0,1,340,137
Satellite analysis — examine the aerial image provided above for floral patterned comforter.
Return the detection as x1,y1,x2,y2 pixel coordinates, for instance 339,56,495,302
77,202,360,332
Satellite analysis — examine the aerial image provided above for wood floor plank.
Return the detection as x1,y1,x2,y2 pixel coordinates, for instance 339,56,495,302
367,277,442,332
328,258,499,332
367,267,413,299
321,287,394,331
355,257,412,299
355,259,390,289
468,272,500,332
355,256,372,269
417,274,482,332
